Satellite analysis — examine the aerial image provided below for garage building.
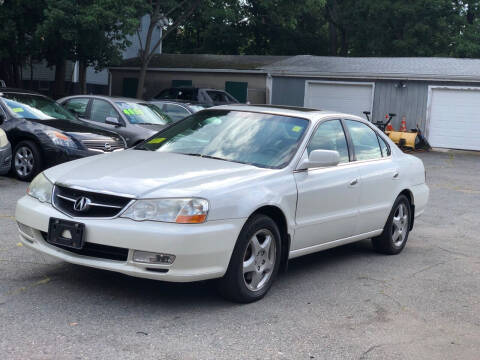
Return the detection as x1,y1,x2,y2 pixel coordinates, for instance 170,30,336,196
109,54,288,104
265,56,480,151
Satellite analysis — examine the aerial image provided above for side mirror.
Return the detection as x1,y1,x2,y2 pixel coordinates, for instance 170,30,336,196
105,116,122,127
297,150,340,170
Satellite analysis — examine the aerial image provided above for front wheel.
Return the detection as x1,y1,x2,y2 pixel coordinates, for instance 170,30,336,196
372,195,411,255
218,214,282,303
13,141,42,181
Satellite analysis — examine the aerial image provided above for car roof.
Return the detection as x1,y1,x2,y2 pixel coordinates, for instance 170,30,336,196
149,99,210,107
211,104,365,122
0,88,48,97
59,94,147,103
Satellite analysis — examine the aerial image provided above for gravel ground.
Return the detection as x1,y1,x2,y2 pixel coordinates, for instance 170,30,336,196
0,151,479,360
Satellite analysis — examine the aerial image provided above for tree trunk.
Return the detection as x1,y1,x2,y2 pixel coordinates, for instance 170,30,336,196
53,59,66,99
136,61,148,99
340,28,347,56
79,60,87,94
30,58,34,90
329,21,338,55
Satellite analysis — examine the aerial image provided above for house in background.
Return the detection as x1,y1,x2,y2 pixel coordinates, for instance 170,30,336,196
110,54,480,151
21,16,161,96
109,54,288,103
265,56,480,151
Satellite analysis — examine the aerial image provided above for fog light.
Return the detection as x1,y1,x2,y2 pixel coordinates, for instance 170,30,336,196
133,250,176,265
17,222,34,238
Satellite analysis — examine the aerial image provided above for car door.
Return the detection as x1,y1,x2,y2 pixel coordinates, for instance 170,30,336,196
343,119,398,234
293,119,360,250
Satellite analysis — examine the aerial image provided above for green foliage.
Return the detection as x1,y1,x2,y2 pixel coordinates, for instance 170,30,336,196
0,0,46,85
36,0,144,68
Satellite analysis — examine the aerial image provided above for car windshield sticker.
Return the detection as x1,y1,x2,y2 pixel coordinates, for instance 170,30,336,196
123,108,144,116
12,107,24,113
291,125,303,132
148,137,166,144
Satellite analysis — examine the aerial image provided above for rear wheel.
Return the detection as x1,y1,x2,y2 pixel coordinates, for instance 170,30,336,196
372,195,411,255
13,141,42,181
218,214,281,303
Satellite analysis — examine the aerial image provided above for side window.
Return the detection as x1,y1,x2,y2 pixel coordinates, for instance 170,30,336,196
307,119,349,163
177,88,196,101
157,88,179,99
345,120,382,161
378,135,391,157
63,98,89,117
90,99,119,123
164,104,190,121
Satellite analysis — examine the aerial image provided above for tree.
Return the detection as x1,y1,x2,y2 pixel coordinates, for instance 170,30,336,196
135,0,203,99
0,0,45,87
163,0,249,55
36,0,143,97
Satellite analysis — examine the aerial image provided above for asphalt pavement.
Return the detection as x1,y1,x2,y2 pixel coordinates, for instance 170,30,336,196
0,151,479,360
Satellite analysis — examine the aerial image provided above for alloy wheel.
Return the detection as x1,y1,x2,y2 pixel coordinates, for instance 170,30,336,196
14,146,34,177
242,229,276,292
392,203,409,247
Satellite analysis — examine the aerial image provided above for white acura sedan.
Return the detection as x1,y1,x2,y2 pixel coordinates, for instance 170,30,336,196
16,105,429,302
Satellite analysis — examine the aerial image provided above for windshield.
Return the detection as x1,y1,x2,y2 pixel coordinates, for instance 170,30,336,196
138,110,309,169
115,102,172,125
189,105,207,113
2,93,76,121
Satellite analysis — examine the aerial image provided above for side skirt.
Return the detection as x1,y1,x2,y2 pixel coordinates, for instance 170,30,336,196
288,229,383,259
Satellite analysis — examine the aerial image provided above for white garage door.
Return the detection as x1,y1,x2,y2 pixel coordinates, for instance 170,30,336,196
304,81,374,118
428,87,480,151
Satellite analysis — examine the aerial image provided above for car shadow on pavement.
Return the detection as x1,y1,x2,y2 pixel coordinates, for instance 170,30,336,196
33,239,377,308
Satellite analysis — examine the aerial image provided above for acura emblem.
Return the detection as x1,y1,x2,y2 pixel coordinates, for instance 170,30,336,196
73,197,91,212
104,143,112,151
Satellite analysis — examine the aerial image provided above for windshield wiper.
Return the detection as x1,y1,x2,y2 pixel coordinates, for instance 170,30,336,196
182,153,251,166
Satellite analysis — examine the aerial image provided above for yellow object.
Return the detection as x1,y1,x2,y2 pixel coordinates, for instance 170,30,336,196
148,137,166,144
292,126,303,132
385,131,418,149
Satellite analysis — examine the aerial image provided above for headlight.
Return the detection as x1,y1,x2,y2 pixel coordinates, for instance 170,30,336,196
27,172,53,203
121,198,209,223
45,130,77,149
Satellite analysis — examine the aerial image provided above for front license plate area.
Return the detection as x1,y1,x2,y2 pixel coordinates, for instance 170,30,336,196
47,218,85,249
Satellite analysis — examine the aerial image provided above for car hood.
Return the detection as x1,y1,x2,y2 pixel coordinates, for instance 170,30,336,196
25,118,123,141
44,150,272,199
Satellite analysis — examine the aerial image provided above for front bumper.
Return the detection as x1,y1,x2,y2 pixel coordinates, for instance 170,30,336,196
0,142,12,175
15,195,245,282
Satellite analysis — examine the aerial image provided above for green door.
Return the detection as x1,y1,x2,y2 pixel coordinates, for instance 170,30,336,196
172,80,193,88
225,81,248,103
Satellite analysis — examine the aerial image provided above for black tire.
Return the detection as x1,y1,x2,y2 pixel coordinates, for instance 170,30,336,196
218,214,282,303
12,140,42,181
372,195,411,255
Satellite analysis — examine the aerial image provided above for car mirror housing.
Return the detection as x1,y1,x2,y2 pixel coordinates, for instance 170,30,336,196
297,150,340,170
105,116,122,127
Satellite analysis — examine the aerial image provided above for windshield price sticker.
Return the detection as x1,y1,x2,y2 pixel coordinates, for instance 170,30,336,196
148,137,166,144
12,107,24,113
291,125,303,132
123,108,144,116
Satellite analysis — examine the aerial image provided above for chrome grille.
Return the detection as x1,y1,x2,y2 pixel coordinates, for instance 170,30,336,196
81,139,125,153
53,185,132,218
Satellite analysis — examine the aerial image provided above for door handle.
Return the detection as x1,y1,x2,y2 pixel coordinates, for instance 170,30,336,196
349,178,358,186
393,171,399,179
